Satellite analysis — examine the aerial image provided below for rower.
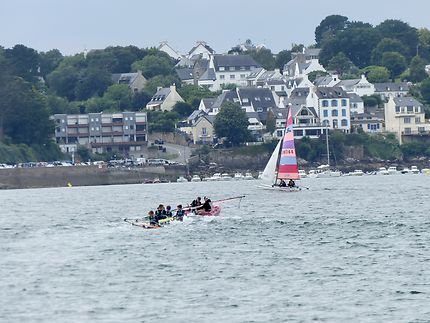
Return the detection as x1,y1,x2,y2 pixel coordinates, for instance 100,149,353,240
201,196,212,212
288,179,296,187
175,204,185,221
155,204,166,220
279,179,287,187
148,210,157,225
165,205,173,218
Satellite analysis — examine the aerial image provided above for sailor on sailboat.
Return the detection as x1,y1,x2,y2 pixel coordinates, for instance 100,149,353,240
259,107,302,191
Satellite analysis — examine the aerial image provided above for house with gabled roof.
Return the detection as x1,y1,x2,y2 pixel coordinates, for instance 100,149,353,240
348,93,365,115
314,74,340,87
146,85,184,111
374,82,410,101
270,105,323,139
246,68,283,87
177,110,215,144
111,70,147,93
198,98,216,113
158,41,182,60
188,41,215,60
209,54,261,91
384,96,430,143
335,75,375,97
283,47,326,78
350,106,384,134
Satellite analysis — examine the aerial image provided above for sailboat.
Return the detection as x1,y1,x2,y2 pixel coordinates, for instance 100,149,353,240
315,126,341,178
259,107,301,192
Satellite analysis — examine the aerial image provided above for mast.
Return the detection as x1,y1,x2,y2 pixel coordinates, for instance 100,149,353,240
325,125,330,167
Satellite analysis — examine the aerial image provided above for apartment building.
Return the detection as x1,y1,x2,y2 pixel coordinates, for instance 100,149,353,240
53,112,147,158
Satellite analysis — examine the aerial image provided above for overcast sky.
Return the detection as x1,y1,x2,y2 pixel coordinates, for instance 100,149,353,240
1,0,429,56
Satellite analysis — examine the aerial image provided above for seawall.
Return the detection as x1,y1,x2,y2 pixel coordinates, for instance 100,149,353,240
0,166,187,190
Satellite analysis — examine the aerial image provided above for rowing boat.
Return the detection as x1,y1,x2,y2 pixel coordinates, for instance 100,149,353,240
185,204,221,216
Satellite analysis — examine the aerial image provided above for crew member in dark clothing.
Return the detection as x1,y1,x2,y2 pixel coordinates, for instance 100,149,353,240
165,205,173,217
190,197,202,214
148,210,158,225
155,204,166,220
279,179,287,187
288,179,296,187
175,204,185,221
200,197,212,212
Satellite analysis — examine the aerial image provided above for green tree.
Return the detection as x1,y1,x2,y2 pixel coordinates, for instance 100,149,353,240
39,49,63,78
177,84,216,108
420,78,430,103
47,64,80,100
362,95,383,108
315,15,349,45
131,55,175,78
214,102,250,146
275,50,292,71
74,67,112,100
371,38,409,65
246,48,276,70
172,102,194,118
362,66,390,83
4,44,40,82
409,55,428,82
375,19,419,59
103,84,132,110
265,110,276,134
381,52,407,79
307,70,329,82
327,52,355,74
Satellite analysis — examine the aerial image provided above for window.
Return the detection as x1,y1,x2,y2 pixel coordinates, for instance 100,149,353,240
322,119,330,127
333,119,338,128
322,100,329,107
243,98,249,103
331,100,338,107
342,109,347,117
125,117,129,121
300,109,308,115
129,117,133,120
240,74,246,79
323,110,328,117
341,99,347,106
265,97,271,101
407,106,413,113
395,106,400,113
418,127,425,132
404,117,411,124
91,118,94,122
220,75,225,80
271,86,275,90
91,127,95,131
202,127,207,135
130,125,134,130
332,110,338,117
240,66,246,71
96,127,99,131
230,74,235,79
415,117,421,124
229,66,235,71
124,126,129,130
219,67,225,71
95,118,99,122
277,130,283,137
341,119,348,127
404,127,411,134
257,108,263,112
255,97,261,101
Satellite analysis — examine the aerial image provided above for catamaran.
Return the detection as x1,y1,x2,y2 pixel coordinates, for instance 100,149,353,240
259,107,302,192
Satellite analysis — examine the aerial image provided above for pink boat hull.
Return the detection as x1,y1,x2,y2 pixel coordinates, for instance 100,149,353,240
186,204,221,216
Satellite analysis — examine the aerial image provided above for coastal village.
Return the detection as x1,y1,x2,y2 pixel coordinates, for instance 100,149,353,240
2,16,430,186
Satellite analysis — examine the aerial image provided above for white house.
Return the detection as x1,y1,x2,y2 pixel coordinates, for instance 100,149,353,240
188,41,215,60
158,41,182,60
283,48,326,78
208,54,261,91
384,96,430,143
146,85,184,111
348,93,365,114
314,87,351,133
335,74,375,97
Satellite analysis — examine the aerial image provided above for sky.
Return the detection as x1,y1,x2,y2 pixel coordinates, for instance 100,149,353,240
1,0,430,56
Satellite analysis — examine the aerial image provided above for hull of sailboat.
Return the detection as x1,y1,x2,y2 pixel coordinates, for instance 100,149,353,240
257,183,301,192
316,170,341,178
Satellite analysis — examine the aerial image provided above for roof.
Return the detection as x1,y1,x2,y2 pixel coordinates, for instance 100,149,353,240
198,68,216,81
374,82,410,92
237,87,276,110
336,79,360,88
201,98,216,109
213,54,260,70
348,93,363,103
111,72,140,85
393,96,423,107
189,41,215,55
176,68,194,81
266,79,286,86
147,87,171,105
314,75,334,86
315,87,349,99
187,109,206,121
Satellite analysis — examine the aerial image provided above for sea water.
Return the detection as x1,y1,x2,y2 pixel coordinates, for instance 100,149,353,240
1,175,430,322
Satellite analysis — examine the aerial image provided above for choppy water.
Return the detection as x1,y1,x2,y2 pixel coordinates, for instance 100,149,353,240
1,175,430,323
